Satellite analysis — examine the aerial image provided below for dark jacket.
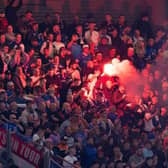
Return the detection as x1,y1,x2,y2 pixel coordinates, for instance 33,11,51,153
5,0,22,28
0,56,4,74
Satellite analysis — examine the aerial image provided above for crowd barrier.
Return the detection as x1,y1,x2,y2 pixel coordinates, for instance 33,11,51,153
49,156,63,168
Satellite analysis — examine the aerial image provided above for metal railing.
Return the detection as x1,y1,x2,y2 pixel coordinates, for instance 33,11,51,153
49,153,76,168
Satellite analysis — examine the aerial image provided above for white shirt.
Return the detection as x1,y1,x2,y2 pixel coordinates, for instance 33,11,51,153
20,108,38,125
53,41,65,54
32,134,44,145
63,155,77,168
85,30,99,46
5,32,16,42
31,76,40,86
71,69,81,86
13,43,25,53
133,36,144,45
144,119,154,132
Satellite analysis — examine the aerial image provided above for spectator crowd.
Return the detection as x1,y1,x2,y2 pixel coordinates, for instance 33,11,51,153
1,0,168,167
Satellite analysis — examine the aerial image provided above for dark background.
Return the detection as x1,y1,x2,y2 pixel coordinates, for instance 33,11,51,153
0,0,168,25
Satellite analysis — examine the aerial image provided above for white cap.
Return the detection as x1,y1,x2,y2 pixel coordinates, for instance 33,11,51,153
33,134,40,142
83,44,89,49
7,81,14,86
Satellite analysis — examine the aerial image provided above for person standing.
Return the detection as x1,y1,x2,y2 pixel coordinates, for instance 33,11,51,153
5,0,23,31
85,21,100,47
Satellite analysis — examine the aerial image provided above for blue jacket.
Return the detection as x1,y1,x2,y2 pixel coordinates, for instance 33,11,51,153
82,144,97,168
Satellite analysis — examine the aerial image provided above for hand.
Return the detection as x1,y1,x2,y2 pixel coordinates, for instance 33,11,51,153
31,63,36,68
66,59,71,66
71,36,76,42
53,117,59,122
122,94,126,99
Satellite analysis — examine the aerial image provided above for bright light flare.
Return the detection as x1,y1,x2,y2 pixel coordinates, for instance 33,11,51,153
104,64,117,76
112,58,120,65
104,64,113,76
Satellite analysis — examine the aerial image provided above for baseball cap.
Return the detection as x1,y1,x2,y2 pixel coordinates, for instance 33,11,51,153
82,44,89,49
33,134,40,142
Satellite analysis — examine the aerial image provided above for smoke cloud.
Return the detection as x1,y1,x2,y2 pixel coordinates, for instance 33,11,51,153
104,58,147,101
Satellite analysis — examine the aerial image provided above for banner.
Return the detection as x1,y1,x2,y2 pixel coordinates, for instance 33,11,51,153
0,127,42,168
0,127,7,148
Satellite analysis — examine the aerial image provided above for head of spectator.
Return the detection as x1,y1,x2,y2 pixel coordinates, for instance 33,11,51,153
7,25,14,34
15,33,22,44
82,44,90,55
45,13,52,24
144,157,153,167
68,146,76,156
148,38,155,47
47,33,54,42
32,68,40,79
123,26,131,36
0,34,6,45
43,47,49,58
105,13,112,24
54,12,62,23
7,81,14,91
35,58,42,68
9,101,18,112
118,15,126,26
25,10,33,22
141,13,149,22
73,14,80,24
111,28,118,38
109,47,118,59
113,146,123,162
0,90,6,101
0,101,6,113
115,161,124,168
45,137,54,150
154,69,161,80
76,24,83,34
0,11,8,33
52,24,60,35
100,36,109,45
136,147,143,156
71,33,79,43
56,33,62,42
62,102,72,116
28,48,35,57
134,29,141,38
9,113,18,124
32,22,38,32
88,21,96,31
3,44,9,53
127,47,134,58
90,161,100,168
33,127,45,147
95,51,103,62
